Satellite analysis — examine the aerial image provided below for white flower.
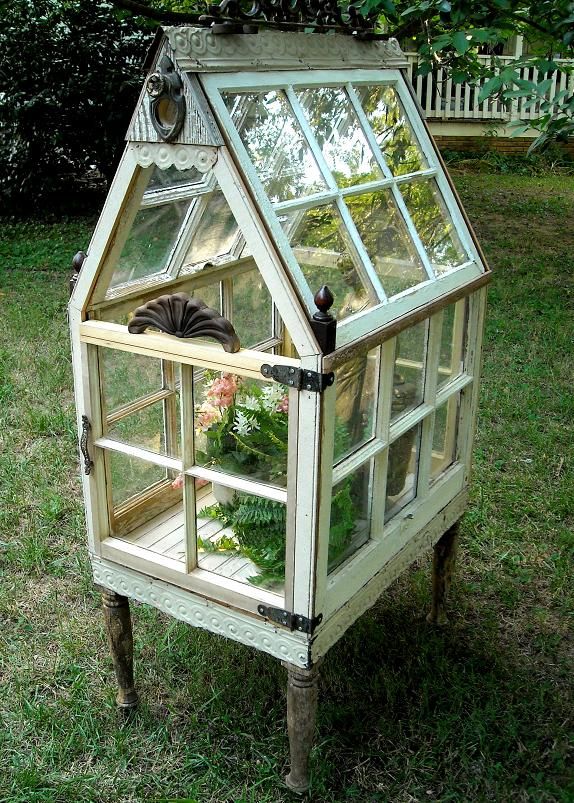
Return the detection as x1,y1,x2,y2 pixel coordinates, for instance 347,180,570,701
260,384,284,412
234,410,259,436
240,394,260,411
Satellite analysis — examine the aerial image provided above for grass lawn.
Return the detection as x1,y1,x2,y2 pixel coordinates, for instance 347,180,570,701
0,173,572,803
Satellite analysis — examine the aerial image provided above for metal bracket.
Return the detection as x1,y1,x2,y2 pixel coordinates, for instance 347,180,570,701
80,415,94,476
257,604,323,635
260,364,334,393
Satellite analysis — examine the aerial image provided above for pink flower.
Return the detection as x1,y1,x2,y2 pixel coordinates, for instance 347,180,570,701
195,478,209,489
171,473,184,489
276,394,289,413
206,373,239,409
197,403,221,431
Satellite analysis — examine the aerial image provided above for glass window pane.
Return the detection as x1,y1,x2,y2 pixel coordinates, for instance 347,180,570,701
196,490,286,592
106,397,181,460
400,180,467,271
296,87,382,188
146,164,204,191
183,189,242,267
194,373,288,488
437,300,466,391
108,451,167,510
385,423,421,521
110,200,190,288
328,462,372,573
334,348,379,462
223,90,326,202
345,190,427,297
232,269,273,347
391,321,427,422
187,282,222,314
279,203,374,320
100,349,163,413
355,85,427,176
431,395,460,481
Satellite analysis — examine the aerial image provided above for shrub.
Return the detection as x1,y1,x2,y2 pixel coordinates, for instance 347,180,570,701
0,0,153,215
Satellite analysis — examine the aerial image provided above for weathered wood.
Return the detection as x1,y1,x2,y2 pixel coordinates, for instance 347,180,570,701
101,590,138,710
427,520,460,626
285,662,320,794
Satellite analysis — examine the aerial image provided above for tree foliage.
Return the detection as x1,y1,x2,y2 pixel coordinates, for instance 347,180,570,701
366,0,574,148
0,0,153,214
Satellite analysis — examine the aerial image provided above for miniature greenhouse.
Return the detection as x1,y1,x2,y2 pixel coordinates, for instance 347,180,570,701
69,23,490,793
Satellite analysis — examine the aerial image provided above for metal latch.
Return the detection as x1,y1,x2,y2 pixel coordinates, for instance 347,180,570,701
260,364,334,393
257,604,323,635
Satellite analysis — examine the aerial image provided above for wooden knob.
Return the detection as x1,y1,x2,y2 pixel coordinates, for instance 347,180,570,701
314,285,334,317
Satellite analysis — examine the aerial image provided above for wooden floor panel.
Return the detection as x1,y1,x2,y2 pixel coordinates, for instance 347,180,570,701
120,493,263,586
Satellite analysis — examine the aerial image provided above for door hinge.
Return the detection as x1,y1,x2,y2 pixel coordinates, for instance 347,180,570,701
257,604,323,635
260,364,334,393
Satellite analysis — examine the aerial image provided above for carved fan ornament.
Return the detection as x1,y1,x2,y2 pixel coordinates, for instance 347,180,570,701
128,293,240,353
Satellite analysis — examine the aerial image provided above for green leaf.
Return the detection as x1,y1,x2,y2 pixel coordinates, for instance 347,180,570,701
478,75,503,103
452,30,471,55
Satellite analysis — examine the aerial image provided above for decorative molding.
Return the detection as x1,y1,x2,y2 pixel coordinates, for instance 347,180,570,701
128,39,223,146
128,292,241,353
166,27,409,72
92,557,311,668
311,491,468,662
133,143,218,172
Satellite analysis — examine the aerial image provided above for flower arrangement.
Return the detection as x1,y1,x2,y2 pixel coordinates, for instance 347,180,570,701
195,371,289,486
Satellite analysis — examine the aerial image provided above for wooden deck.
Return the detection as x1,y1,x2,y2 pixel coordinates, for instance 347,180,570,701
120,491,266,587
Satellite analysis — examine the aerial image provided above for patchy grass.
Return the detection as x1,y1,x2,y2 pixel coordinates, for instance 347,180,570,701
0,175,573,802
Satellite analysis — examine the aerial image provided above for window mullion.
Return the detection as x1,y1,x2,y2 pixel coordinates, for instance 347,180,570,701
346,82,435,282
180,364,197,572
345,83,394,181
416,311,443,499
334,196,387,303
285,86,338,192
389,183,435,281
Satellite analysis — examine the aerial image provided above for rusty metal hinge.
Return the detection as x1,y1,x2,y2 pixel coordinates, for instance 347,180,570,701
257,604,323,635
260,364,334,393
80,415,94,475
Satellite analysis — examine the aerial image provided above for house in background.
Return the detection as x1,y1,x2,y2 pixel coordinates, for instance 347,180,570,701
402,35,574,154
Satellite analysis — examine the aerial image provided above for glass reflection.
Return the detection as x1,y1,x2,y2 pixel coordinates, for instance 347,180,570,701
223,90,326,202
345,189,426,297
111,200,189,288
184,190,241,266
391,321,427,422
431,396,459,481
437,300,466,391
334,348,379,462
355,85,427,176
401,180,467,271
279,203,374,320
385,423,421,521
296,87,382,188
328,461,372,573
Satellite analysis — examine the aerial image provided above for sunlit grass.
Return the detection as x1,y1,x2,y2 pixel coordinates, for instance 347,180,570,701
0,174,572,801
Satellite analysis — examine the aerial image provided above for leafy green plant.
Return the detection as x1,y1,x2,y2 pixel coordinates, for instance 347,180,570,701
199,482,358,587
195,372,289,485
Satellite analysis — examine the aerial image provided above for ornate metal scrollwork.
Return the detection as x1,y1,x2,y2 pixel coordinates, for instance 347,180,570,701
128,293,241,353
146,55,186,142
199,0,378,36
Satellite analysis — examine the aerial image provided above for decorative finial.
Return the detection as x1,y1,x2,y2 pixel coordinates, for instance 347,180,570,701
69,250,86,297
313,285,334,318
310,286,337,354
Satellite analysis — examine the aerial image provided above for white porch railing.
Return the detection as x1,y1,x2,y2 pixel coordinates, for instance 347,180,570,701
404,53,574,123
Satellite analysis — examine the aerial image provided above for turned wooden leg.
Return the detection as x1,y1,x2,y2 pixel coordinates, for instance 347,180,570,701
427,521,460,626
284,662,320,794
102,589,138,710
